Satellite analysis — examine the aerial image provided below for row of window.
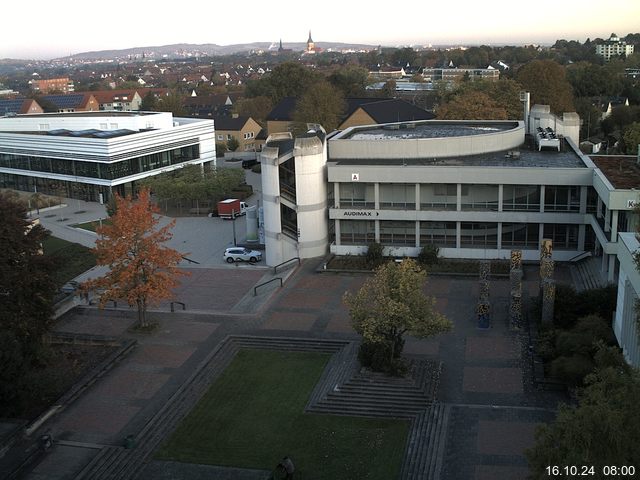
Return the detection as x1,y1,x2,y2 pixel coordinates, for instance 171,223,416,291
338,183,588,213
339,220,580,250
0,145,199,181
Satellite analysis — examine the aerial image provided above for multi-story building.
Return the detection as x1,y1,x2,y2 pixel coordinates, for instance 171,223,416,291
260,102,639,287
0,111,215,202
30,77,75,94
595,33,634,61
421,67,500,82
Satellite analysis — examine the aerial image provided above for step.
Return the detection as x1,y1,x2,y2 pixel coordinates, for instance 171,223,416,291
308,404,420,419
335,385,429,398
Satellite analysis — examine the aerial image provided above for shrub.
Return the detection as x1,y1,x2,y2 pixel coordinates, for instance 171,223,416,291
417,244,439,265
553,285,617,328
549,354,595,386
365,242,384,269
358,339,407,376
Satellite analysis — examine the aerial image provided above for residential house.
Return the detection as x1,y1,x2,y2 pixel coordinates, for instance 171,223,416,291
214,116,262,152
30,77,75,94
40,93,99,112
596,33,634,61
0,98,44,116
91,90,143,111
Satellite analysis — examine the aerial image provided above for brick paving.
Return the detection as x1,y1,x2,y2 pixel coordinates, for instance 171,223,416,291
20,263,568,480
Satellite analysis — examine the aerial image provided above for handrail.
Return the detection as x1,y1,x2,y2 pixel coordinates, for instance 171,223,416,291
273,257,301,274
568,251,592,263
254,277,283,296
181,256,200,264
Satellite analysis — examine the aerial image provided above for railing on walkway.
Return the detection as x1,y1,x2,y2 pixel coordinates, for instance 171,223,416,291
254,277,283,296
170,301,186,312
273,257,301,274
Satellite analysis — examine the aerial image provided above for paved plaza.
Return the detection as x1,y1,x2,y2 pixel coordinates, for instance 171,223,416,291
8,183,568,480
13,258,568,480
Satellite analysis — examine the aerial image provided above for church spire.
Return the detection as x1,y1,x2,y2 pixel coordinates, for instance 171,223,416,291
307,30,313,43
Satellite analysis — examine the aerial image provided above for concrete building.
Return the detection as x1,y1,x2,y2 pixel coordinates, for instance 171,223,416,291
421,67,500,82
30,77,75,94
614,232,640,368
595,33,634,61
0,111,215,202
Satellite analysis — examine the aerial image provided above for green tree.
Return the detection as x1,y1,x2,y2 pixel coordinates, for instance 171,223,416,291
328,65,370,97
293,79,347,132
234,95,273,126
0,193,55,355
516,59,575,114
83,188,186,328
140,91,158,111
527,355,640,478
437,90,508,120
343,259,452,372
226,137,240,152
622,122,640,155
245,62,319,104
0,193,56,409
157,89,186,116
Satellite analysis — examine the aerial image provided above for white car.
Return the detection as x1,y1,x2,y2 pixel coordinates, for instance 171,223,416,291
224,247,262,263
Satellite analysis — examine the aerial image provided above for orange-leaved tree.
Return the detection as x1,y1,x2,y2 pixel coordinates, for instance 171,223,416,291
83,188,187,328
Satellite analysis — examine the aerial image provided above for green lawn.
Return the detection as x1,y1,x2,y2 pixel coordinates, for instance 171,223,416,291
156,349,409,479
72,219,109,232
42,236,96,286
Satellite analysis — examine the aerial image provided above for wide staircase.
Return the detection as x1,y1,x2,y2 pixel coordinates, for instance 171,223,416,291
570,256,608,291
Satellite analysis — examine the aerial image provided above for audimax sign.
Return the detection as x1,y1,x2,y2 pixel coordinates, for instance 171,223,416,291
342,210,379,217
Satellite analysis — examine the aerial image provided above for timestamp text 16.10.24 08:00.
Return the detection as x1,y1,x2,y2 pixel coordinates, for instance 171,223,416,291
546,465,636,476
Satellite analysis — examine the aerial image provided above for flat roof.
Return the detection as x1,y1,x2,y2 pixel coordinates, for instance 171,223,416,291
590,155,640,189
344,121,518,140
331,139,587,169
13,111,157,118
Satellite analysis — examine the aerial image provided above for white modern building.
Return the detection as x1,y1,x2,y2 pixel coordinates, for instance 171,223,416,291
595,33,635,61
0,111,215,202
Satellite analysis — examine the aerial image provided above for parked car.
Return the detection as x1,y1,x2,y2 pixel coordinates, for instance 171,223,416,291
224,247,262,263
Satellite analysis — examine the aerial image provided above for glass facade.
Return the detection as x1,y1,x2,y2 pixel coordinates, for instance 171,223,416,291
420,184,457,210
502,185,540,211
379,184,415,210
543,224,579,250
0,144,199,181
461,184,499,211
339,182,375,208
544,185,580,212
502,223,539,248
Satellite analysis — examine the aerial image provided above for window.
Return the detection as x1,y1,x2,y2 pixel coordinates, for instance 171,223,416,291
544,186,580,212
380,221,415,246
460,222,498,248
339,183,374,208
503,185,540,211
543,224,578,250
421,184,456,210
379,183,415,209
227,134,232,140
461,184,498,211
340,220,375,245
502,223,539,248
217,134,223,140
420,221,456,247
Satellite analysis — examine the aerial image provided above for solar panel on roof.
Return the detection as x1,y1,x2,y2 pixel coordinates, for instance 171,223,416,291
0,99,24,115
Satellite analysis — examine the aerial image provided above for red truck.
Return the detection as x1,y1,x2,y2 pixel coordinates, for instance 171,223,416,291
217,199,249,219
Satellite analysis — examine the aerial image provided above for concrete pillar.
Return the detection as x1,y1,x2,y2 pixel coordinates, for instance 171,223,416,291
608,254,616,283
497,223,503,250
334,182,340,208
611,210,619,242
498,184,504,212
597,196,603,219
578,224,586,251
539,185,545,213
605,207,611,232
456,221,461,249
374,183,380,210
415,183,420,211
335,219,341,246
375,220,380,243
456,184,462,211
415,221,421,248
579,186,587,214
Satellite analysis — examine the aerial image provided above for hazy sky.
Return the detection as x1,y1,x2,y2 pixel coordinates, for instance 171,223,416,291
4,0,639,59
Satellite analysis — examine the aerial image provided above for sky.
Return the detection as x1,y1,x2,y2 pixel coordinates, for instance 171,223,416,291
3,0,640,60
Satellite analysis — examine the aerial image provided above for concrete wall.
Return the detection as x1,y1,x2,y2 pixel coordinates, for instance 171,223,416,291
0,111,174,131
330,121,524,160
528,105,580,146
614,233,640,367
